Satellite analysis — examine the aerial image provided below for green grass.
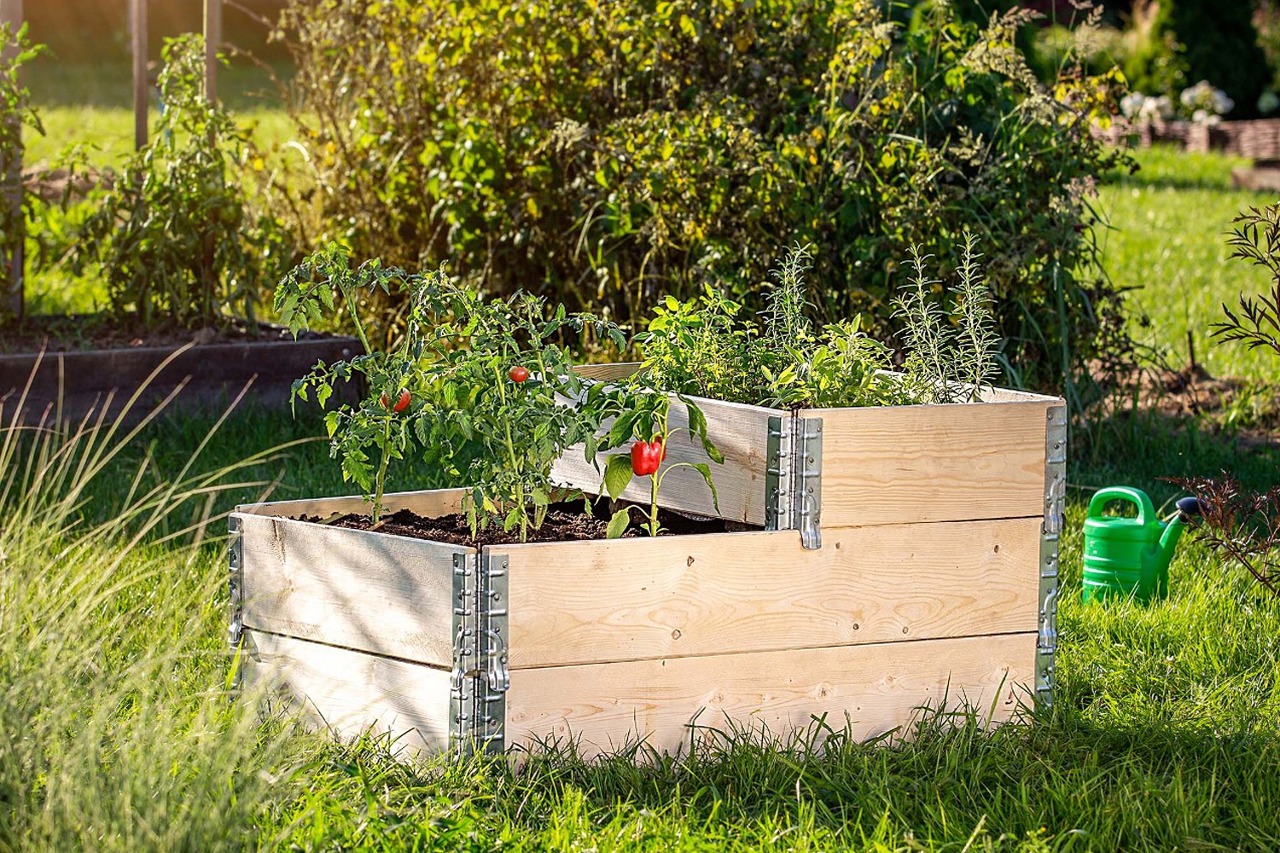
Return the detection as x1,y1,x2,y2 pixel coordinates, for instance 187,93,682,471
23,58,294,169
1096,145,1278,384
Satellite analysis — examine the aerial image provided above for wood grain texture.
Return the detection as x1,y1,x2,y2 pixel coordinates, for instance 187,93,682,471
573,362,643,382
811,400,1055,528
236,487,468,521
244,630,452,755
237,512,469,668
552,394,781,525
506,632,1035,757
499,519,1040,669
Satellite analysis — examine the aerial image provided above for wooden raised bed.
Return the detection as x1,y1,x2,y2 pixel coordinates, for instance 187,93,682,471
231,375,1066,758
0,334,360,425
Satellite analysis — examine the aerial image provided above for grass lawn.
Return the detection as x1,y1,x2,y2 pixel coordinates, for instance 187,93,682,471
1097,146,1279,384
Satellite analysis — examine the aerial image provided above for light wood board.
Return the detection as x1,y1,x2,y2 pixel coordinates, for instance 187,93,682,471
573,362,643,382
499,519,1040,669
237,513,469,668
236,487,468,521
552,394,781,525
810,400,1055,528
506,632,1035,757
245,630,452,755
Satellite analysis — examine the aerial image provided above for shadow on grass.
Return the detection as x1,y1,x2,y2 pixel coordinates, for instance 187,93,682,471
1071,406,1279,505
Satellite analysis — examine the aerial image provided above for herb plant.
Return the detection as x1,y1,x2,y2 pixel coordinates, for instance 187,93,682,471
277,244,627,540
893,234,1001,404
637,242,999,410
69,35,290,329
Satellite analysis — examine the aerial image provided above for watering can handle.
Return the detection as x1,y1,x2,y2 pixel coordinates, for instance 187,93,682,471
1087,487,1156,526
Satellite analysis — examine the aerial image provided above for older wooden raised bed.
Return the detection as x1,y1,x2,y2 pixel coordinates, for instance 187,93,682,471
231,376,1065,757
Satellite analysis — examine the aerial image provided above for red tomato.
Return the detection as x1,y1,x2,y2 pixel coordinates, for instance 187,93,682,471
393,389,411,413
509,365,530,383
379,392,391,409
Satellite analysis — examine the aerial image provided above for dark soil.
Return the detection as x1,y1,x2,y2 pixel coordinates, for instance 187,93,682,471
0,314,339,354
311,499,755,547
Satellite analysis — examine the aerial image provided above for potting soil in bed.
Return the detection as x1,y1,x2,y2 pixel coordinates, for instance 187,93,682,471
307,500,752,547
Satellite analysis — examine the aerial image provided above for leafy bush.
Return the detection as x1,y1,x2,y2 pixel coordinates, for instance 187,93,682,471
279,0,1129,394
0,23,45,322
68,35,291,329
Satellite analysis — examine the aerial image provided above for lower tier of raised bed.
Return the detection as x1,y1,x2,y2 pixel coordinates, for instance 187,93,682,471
231,486,1046,757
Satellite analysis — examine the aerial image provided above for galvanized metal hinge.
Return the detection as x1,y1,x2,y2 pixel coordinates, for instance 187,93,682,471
1037,405,1067,708
765,415,793,532
793,416,823,550
765,414,823,550
477,552,509,754
449,552,478,756
227,515,244,693
450,551,509,757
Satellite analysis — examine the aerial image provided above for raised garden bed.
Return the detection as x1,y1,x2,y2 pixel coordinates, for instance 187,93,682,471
230,372,1065,757
0,320,359,424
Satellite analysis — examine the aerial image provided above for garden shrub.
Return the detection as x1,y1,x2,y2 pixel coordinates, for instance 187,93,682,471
68,35,291,330
279,0,1130,394
0,23,44,323
1122,0,1269,118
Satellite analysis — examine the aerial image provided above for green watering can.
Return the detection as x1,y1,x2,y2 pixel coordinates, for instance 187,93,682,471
1082,487,1201,604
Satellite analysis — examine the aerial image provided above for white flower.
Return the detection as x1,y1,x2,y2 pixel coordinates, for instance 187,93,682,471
1120,92,1145,119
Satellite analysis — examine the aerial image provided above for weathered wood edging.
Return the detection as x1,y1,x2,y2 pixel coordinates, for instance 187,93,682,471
0,335,359,424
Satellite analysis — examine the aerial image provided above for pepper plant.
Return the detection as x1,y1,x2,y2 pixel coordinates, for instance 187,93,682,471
277,244,627,540
599,385,721,538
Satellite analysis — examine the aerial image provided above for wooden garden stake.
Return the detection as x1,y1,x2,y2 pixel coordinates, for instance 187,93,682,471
204,0,221,103
130,0,147,150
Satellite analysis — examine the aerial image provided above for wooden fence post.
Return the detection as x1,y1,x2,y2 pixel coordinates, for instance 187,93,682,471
131,0,147,150
1,0,23,321
204,0,221,103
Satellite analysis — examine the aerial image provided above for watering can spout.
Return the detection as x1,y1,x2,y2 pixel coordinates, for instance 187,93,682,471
1155,496,1202,573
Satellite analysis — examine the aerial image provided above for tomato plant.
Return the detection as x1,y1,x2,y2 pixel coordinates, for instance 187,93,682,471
277,244,627,540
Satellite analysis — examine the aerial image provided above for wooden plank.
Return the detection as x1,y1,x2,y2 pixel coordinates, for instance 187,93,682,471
811,399,1054,528
130,0,147,149
572,362,642,382
506,632,1035,757
204,0,221,103
237,512,469,668
237,487,468,521
552,394,781,525
499,518,1040,669
1,0,23,320
244,630,451,755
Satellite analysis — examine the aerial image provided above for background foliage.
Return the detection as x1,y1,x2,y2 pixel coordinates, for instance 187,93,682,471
1122,0,1270,115
278,0,1128,393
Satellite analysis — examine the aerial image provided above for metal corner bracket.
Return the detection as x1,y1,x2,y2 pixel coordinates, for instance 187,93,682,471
1037,405,1067,708
765,415,793,532
793,416,823,550
765,413,823,550
227,515,244,691
450,551,509,757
